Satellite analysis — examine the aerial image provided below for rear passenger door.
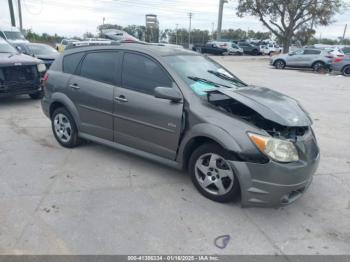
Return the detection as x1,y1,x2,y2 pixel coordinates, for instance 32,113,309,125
302,49,321,67
113,52,183,160
67,51,122,141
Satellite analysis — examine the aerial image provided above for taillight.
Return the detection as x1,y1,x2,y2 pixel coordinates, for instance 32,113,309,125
42,72,48,91
333,57,343,63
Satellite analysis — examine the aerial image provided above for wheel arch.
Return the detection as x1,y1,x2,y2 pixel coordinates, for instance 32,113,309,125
273,58,285,66
49,93,81,130
311,60,325,67
177,124,242,170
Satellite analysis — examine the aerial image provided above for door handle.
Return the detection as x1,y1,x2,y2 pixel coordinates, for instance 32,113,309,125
69,83,80,89
115,95,128,102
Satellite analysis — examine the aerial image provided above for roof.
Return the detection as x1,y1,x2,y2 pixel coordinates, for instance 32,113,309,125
63,42,198,57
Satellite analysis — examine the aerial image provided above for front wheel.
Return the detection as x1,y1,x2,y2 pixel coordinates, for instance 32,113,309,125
342,65,350,77
275,60,286,69
51,107,81,148
189,143,240,202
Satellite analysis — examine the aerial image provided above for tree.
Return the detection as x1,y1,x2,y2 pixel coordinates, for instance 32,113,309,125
236,0,343,53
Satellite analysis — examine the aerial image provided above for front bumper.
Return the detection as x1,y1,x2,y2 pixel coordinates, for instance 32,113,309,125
231,131,320,207
0,84,41,98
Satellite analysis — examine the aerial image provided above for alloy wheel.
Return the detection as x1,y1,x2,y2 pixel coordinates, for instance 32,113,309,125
194,153,235,196
53,113,72,143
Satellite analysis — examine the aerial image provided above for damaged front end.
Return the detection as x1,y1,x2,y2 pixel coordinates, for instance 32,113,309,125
207,86,312,140
0,65,41,97
206,86,320,207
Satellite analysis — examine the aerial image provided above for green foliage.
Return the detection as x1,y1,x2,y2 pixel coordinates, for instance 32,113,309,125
236,0,343,52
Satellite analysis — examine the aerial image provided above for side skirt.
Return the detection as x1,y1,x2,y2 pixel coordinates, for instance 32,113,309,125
79,132,183,171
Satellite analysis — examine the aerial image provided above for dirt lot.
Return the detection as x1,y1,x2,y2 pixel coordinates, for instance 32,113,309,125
0,56,349,255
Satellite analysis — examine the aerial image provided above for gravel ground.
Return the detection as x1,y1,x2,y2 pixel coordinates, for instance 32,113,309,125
0,56,349,255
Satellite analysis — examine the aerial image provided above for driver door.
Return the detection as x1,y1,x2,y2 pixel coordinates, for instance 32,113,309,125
113,52,183,160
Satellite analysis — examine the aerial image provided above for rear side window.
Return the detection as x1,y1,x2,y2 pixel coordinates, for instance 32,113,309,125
63,52,84,74
122,53,172,95
80,51,119,85
304,49,321,55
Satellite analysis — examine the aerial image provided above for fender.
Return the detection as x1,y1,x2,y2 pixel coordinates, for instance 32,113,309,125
50,92,82,130
176,123,243,167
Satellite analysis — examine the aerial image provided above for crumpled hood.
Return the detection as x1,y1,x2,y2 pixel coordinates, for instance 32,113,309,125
0,53,42,67
216,86,312,127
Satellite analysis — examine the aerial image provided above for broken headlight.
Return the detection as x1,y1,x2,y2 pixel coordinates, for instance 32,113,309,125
248,133,299,163
37,63,46,73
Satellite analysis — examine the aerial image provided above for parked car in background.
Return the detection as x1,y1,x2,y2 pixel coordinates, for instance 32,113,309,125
212,41,243,55
0,38,45,99
331,56,350,76
41,43,319,207
270,48,332,71
0,26,29,44
192,42,227,55
261,43,282,55
56,39,79,52
65,39,113,50
14,43,59,68
237,42,260,55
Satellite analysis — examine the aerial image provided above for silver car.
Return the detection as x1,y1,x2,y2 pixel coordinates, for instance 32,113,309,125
271,48,332,71
331,56,350,76
41,44,320,207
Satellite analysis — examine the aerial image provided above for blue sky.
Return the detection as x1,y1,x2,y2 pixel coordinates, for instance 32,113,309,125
0,0,349,39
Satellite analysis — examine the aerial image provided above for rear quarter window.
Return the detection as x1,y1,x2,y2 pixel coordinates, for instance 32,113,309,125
63,52,84,74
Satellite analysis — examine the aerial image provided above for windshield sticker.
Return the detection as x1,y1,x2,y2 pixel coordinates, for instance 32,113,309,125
190,81,217,96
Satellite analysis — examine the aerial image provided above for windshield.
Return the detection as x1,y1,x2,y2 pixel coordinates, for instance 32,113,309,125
165,55,246,96
28,44,58,55
0,40,17,53
4,31,25,40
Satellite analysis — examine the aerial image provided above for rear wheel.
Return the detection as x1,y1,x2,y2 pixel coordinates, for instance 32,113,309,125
312,61,325,72
252,49,258,56
189,143,240,203
342,65,350,77
274,60,286,69
51,107,81,148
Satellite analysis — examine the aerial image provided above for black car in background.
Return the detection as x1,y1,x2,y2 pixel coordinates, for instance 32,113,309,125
192,42,227,55
14,43,59,69
238,42,261,55
0,38,46,99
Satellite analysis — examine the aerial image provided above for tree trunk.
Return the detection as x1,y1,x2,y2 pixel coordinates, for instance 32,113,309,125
282,37,291,53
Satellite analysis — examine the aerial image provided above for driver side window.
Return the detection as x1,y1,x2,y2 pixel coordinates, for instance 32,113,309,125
122,53,172,95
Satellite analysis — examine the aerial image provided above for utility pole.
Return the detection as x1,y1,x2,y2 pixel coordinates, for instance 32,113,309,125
217,0,227,41
176,24,178,45
342,24,347,44
188,12,193,48
18,0,23,31
8,0,16,27
211,22,215,40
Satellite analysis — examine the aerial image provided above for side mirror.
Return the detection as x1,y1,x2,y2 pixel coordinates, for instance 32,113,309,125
288,52,294,56
16,46,23,52
154,87,182,102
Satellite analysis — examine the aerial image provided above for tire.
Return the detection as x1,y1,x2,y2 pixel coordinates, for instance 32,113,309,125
252,49,258,56
189,143,240,203
274,59,286,69
312,61,325,72
51,107,81,148
342,65,350,77
29,91,43,100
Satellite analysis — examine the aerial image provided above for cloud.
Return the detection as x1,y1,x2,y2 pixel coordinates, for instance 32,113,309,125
0,0,349,39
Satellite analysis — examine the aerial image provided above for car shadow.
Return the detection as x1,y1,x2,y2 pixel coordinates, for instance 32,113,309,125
0,95,39,108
